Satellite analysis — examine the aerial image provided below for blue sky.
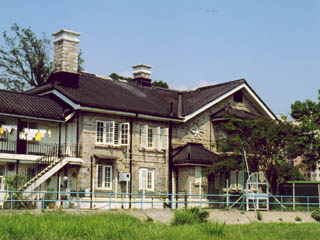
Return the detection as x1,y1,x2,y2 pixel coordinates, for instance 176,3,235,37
1,0,319,116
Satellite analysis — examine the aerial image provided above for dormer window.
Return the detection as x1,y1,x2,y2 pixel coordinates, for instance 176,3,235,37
233,91,243,103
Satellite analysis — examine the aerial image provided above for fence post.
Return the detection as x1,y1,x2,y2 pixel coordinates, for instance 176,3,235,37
280,196,283,212
109,193,112,211
77,192,80,210
171,193,174,211
307,196,310,212
200,193,202,211
42,191,45,209
10,191,13,211
140,192,143,212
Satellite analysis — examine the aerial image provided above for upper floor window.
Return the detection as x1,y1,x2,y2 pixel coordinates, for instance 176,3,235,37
96,120,129,145
139,125,168,150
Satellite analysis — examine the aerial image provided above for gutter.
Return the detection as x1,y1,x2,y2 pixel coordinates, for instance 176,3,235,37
0,112,64,123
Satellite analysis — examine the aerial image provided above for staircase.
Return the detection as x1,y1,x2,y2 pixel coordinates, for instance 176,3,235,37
20,157,70,193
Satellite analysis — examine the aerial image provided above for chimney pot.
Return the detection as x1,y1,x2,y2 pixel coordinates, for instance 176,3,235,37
131,64,152,87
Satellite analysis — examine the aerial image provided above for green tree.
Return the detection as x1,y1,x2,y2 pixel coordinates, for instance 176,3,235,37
291,90,320,171
212,117,303,193
152,80,169,89
109,72,132,81
0,24,84,91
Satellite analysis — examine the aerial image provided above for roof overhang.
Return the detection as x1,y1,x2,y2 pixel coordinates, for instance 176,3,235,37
38,82,276,124
182,83,277,122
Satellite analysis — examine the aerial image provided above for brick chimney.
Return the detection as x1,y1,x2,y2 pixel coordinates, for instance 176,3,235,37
52,29,80,73
132,64,152,87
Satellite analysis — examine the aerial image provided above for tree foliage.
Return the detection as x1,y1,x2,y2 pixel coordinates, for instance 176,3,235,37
152,80,169,89
291,90,320,171
0,24,53,91
212,117,303,193
0,24,85,91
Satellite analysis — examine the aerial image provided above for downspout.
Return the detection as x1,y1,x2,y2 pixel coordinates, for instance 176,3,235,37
168,122,173,199
58,123,62,157
76,111,80,158
90,155,93,209
129,118,134,208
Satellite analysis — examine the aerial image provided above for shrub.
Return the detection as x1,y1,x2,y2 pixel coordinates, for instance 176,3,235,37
311,210,320,221
256,211,263,221
295,216,302,222
172,207,209,226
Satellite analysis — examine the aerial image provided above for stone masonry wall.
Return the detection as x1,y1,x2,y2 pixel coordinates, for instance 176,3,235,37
54,39,78,73
77,112,169,194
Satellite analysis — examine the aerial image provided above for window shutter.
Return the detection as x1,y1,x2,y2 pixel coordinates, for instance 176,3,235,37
153,127,161,149
160,128,168,149
114,122,120,145
120,123,129,145
230,171,237,189
139,168,147,190
195,167,202,184
96,165,103,188
140,125,148,148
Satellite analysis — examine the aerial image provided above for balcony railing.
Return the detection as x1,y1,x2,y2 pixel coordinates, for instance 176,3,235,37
0,140,81,158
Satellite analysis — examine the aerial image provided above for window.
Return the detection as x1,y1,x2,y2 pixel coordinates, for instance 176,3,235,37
233,90,243,103
96,121,129,145
139,168,154,191
139,125,168,149
230,171,243,190
96,165,112,190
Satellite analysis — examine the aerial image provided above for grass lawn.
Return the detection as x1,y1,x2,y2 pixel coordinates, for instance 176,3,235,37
0,213,319,240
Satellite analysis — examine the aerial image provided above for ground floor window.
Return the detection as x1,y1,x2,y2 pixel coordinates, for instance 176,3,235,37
139,168,154,191
96,165,112,190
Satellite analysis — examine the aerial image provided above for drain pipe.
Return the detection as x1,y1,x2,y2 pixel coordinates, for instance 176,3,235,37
129,118,133,208
90,155,93,209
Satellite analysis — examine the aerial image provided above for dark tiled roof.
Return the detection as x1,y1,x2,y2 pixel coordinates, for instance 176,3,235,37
0,90,66,120
181,80,246,116
27,72,254,119
172,143,219,166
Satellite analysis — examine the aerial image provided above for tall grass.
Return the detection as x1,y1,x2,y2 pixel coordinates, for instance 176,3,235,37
0,213,320,240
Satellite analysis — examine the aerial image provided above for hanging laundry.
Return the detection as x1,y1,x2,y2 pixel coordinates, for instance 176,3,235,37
0,127,4,135
35,131,42,141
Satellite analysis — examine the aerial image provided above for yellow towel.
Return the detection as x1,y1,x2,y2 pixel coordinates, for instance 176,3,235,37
0,127,4,135
35,131,42,141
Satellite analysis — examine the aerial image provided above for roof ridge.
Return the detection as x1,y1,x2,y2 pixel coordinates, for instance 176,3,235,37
190,79,246,92
0,88,52,99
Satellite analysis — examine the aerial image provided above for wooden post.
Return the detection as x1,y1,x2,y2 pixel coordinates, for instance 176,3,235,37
293,182,295,211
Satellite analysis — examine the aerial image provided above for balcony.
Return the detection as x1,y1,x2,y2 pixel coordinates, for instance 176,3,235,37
0,139,81,158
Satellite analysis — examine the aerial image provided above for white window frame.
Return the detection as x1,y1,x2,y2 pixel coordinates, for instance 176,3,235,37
0,165,5,190
139,125,168,150
96,165,112,190
96,120,129,146
139,168,154,191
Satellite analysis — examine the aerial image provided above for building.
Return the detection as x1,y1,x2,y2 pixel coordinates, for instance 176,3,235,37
0,30,276,207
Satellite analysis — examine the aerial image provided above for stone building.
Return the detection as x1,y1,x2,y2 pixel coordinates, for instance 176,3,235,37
0,29,277,206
